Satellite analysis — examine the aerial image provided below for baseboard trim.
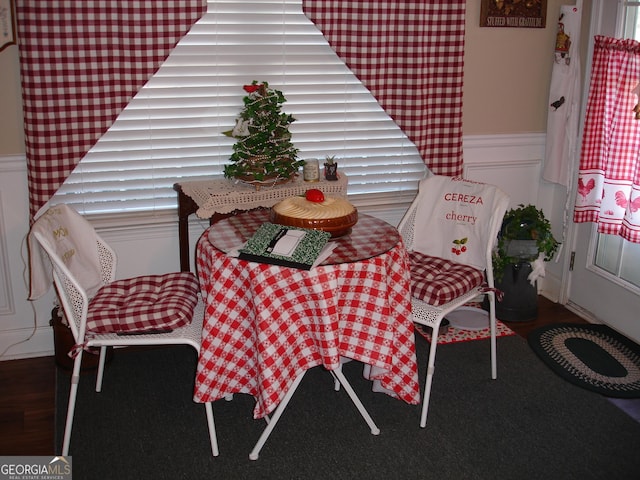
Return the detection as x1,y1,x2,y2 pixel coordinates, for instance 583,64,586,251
0,326,54,360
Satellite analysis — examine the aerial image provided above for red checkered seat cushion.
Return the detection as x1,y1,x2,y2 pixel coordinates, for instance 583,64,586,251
408,251,485,307
86,272,199,334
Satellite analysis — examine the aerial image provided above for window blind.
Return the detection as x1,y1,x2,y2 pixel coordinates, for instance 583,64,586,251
51,0,426,215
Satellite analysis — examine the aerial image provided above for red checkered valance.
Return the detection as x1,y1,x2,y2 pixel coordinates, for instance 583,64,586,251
18,1,464,219
303,1,465,177
16,0,207,219
574,36,640,243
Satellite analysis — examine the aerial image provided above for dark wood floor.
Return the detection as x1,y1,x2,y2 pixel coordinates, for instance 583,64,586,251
0,296,587,456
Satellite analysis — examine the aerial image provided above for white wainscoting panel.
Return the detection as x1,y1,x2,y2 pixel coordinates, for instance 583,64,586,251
0,155,56,360
463,133,545,209
0,191,15,315
462,133,564,301
1,133,561,359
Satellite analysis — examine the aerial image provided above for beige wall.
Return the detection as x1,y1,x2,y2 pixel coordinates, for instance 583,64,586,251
0,44,23,155
0,1,571,152
464,0,567,135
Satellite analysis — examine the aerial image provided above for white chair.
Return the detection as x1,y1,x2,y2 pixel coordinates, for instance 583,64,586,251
397,175,510,428
28,204,218,456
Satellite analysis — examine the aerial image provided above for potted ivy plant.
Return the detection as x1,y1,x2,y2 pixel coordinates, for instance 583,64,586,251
223,81,303,188
492,204,560,322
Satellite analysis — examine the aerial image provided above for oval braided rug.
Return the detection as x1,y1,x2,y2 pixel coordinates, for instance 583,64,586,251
528,323,640,398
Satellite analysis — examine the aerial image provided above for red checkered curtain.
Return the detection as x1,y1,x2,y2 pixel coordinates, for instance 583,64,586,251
16,0,207,220
574,36,640,243
302,1,465,176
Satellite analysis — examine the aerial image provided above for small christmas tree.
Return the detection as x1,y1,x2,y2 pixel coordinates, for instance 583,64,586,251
223,81,302,183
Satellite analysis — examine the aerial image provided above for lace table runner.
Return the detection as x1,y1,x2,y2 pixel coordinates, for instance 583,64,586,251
178,174,348,219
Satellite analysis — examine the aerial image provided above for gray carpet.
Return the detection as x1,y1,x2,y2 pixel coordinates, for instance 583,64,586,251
55,334,640,479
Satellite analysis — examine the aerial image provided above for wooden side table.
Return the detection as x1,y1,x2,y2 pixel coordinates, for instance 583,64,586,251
174,174,348,271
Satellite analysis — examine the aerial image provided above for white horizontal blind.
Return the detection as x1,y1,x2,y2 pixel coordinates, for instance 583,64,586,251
52,0,426,215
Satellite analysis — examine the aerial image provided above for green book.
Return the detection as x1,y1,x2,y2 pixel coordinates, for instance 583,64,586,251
238,223,331,270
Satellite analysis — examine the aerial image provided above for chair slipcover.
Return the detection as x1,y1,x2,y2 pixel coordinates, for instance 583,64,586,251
411,175,504,269
28,204,102,300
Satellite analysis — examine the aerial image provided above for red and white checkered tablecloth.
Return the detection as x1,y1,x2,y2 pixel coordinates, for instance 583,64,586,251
193,212,420,418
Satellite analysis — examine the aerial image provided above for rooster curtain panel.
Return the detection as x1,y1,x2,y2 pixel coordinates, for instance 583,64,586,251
17,0,466,219
574,36,640,244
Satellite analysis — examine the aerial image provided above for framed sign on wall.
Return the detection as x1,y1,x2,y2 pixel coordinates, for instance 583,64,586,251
480,0,547,28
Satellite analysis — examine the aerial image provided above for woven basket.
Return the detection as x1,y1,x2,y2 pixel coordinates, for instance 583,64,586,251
235,172,295,191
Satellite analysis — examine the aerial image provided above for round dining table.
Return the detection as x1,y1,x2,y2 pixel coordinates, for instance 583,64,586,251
192,208,421,457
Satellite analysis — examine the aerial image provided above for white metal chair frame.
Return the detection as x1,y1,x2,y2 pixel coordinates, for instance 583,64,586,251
397,179,509,428
33,229,219,457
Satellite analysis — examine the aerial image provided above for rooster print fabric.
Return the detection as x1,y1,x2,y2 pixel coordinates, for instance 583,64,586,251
574,36,640,244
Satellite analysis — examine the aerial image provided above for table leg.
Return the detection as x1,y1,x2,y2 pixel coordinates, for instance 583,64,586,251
330,366,381,436
248,366,381,460
174,184,199,272
249,371,306,460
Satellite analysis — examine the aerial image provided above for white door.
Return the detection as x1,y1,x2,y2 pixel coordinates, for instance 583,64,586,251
569,224,640,343
567,0,640,343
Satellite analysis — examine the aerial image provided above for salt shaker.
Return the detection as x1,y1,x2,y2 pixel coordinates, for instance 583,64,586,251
303,159,320,182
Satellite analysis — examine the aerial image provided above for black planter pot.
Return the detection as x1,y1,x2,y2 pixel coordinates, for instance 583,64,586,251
494,262,538,322
324,162,338,180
